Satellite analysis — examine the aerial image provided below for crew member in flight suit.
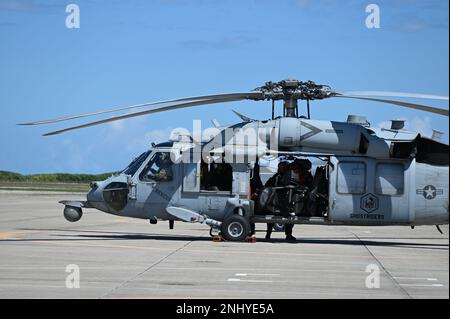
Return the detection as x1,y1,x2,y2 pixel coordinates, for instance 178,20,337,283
250,161,264,237
283,159,314,240
264,161,294,240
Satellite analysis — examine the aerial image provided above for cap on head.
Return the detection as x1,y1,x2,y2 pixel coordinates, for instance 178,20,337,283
278,161,288,172
294,158,312,171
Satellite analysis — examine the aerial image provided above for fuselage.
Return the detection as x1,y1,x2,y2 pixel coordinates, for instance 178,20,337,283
84,118,449,227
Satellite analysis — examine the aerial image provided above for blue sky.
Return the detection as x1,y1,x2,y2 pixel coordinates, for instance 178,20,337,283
0,0,448,174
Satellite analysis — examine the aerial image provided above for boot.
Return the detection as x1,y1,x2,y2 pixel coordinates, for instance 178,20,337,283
286,235,297,241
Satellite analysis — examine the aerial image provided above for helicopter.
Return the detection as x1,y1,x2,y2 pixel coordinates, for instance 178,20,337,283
19,79,449,241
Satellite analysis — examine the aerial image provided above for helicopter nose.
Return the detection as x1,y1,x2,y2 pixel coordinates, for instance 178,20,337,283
87,182,107,210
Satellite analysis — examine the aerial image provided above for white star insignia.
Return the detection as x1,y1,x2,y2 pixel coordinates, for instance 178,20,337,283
424,186,436,199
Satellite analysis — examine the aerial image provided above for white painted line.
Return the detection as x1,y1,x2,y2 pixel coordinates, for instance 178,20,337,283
235,273,280,277
400,284,444,287
228,278,273,283
394,277,438,281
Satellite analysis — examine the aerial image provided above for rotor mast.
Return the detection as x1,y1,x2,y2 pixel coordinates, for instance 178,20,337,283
282,79,299,118
253,79,334,119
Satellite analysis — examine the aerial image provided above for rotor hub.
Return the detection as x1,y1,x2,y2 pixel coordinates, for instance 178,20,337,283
253,79,335,101
252,79,335,118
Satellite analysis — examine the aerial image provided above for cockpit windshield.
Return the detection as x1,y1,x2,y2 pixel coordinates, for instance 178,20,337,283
122,150,151,176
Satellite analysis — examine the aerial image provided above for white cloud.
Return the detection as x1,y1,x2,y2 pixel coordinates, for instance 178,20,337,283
406,116,433,137
377,116,435,138
144,127,174,143
125,127,174,153
108,120,126,131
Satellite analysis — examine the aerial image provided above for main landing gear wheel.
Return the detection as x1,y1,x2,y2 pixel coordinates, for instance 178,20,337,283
221,214,251,242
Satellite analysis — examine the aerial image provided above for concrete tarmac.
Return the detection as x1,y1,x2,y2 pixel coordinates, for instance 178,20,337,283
0,191,448,299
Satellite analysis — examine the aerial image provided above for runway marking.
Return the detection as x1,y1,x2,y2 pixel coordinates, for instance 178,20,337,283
0,265,386,275
0,231,21,240
228,273,280,283
163,267,378,274
0,232,12,239
394,277,438,281
101,241,194,298
228,278,273,283
350,231,413,299
395,277,445,288
235,273,280,277
185,248,447,261
400,284,444,287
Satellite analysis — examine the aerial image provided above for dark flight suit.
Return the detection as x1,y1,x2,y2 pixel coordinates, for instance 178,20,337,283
264,172,293,240
250,162,264,236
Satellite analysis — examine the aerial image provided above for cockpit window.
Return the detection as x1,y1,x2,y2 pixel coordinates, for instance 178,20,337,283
122,151,151,176
140,152,173,182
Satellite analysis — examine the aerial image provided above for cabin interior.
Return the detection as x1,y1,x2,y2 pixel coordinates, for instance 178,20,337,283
197,156,330,219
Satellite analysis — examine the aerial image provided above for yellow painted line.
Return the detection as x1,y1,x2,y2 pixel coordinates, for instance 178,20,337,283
0,232,11,239
0,231,20,240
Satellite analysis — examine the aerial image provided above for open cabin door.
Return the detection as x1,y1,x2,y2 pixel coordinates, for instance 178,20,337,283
182,162,201,193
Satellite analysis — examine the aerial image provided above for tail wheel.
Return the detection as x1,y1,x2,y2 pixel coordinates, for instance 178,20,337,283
221,214,251,241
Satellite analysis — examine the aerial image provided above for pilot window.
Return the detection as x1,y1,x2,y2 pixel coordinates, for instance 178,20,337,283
200,161,232,192
139,152,173,182
337,162,366,194
122,151,151,176
375,163,404,195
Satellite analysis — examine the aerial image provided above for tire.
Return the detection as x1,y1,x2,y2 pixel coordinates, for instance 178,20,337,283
221,214,251,241
272,223,285,232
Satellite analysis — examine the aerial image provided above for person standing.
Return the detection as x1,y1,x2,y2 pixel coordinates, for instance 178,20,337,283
250,161,264,237
264,161,296,241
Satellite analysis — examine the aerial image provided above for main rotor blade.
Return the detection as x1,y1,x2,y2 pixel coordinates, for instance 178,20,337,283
337,91,449,101
232,110,255,122
336,95,449,117
19,92,261,126
43,97,244,136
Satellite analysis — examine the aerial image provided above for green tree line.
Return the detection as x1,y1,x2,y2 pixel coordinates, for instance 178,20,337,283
0,171,116,183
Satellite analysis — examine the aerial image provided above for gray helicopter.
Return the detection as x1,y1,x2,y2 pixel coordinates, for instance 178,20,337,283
20,79,449,241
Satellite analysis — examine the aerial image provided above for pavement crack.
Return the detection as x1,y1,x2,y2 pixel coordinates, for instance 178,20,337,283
100,240,193,298
350,231,413,299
